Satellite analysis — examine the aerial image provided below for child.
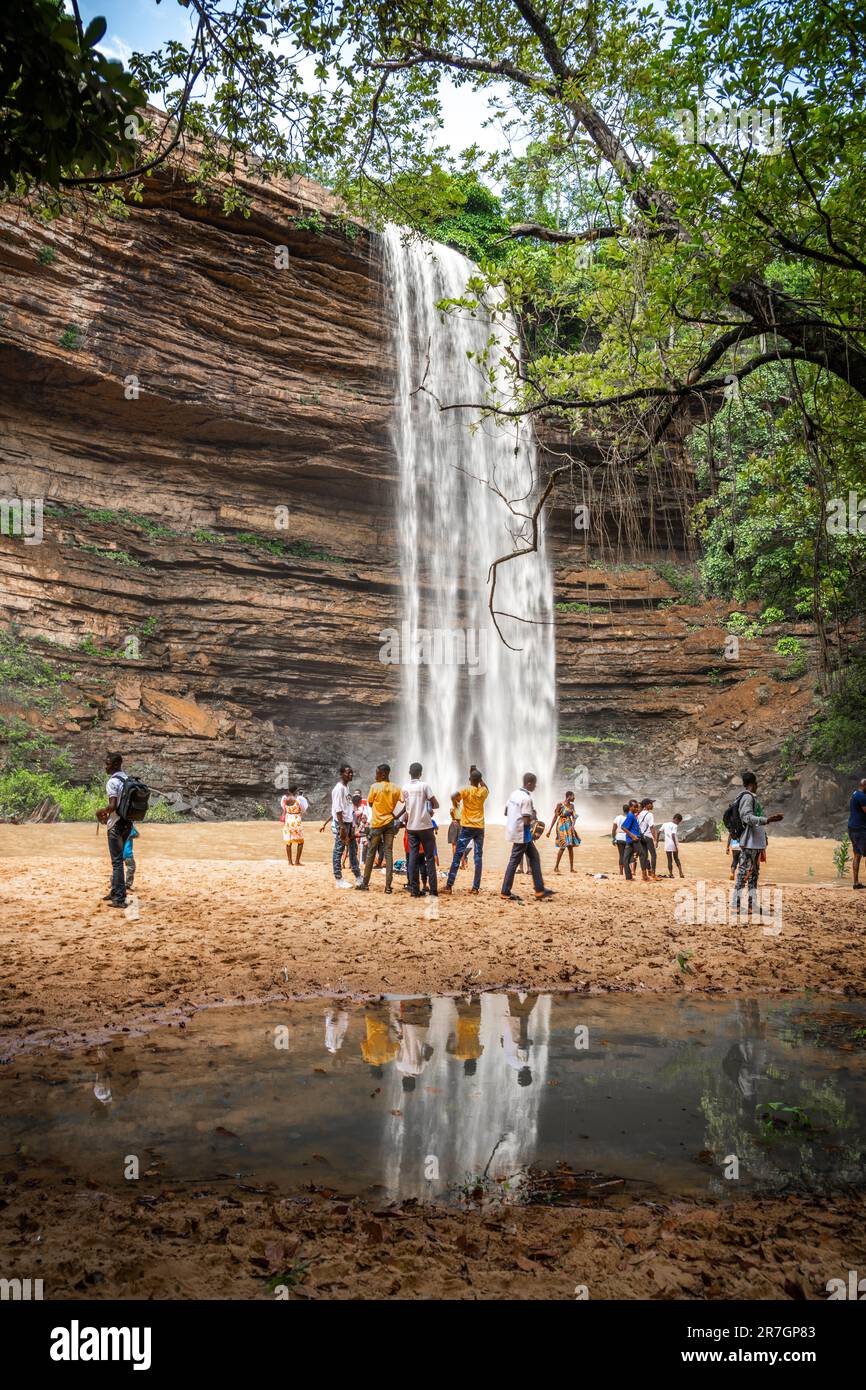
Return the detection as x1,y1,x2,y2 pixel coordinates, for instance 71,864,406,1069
123,824,139,891
352,793,370,866
447,810,469,870
726,829,741,881
281,786,308,865
659,813,684,878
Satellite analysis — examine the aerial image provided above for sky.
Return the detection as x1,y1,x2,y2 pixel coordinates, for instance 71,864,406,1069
75,0,514,162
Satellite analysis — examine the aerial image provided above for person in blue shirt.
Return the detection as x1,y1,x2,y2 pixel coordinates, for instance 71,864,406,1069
848,778,866,890
123,824,139,892
621,800,648,882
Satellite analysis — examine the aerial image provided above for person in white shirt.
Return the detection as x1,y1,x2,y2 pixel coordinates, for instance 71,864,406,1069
95,751,131,908
330,764,362,888
611,803,630,876
401,762,439,897
658,813,684,878
638,798,658,879
501,773,553,901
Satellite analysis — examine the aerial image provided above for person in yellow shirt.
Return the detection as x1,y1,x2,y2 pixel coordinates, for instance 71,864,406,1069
357,762,404,893
441,767,488,894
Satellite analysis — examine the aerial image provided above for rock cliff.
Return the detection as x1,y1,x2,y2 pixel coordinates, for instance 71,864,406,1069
0,158,832,826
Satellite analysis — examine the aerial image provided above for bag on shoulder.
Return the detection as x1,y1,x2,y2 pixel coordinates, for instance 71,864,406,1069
117,775,150,823
722,791,748,839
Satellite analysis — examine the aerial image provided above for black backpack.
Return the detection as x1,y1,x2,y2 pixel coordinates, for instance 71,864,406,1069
722,791,748,839
116,775,150,823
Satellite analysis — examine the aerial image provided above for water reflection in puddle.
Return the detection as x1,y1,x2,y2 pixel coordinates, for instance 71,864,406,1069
2,994,865,1203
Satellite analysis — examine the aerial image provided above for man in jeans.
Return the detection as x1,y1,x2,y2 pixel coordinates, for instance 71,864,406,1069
501,773,554,901
357,763,403,894
731,770,783,914
331,764,362,889
401,762,439,898
441,767,488,895
96,751,132,908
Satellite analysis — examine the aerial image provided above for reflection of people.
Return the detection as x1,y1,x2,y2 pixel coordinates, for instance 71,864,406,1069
446,996,484,1076
392,998,434,1091
501,992,537,1087
90,1041,141,1111
324,1008,349,1054
361,1003,400,1074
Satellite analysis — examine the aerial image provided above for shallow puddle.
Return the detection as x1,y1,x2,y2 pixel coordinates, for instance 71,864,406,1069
2,994,865,1203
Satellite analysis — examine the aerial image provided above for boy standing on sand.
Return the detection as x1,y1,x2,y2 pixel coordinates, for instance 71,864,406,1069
330,764,362,889
658,813,684,877
731,770,783,914
442,767,488,895
358,763,403,893
96,752,131,909
501,773,554,901
848,777,866,890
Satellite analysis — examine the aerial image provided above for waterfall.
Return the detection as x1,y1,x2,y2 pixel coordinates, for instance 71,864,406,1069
383,227,557,817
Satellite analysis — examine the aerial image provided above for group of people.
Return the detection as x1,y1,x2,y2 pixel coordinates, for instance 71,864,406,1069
281,763,556,901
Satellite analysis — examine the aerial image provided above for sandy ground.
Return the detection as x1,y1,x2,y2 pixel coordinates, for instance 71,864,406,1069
0,823,862,1050
1,822,864,1300
3,1176,864,1301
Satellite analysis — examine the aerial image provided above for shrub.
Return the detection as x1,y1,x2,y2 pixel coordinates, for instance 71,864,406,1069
810,658,866,771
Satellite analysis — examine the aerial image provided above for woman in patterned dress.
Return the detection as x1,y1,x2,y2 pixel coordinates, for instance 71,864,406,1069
546,790,580,873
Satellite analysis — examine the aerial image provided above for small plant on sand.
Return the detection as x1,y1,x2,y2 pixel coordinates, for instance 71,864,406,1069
834,834,851,879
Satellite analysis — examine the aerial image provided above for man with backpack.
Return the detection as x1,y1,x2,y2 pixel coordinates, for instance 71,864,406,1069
726,770,783,915
96,752,149,909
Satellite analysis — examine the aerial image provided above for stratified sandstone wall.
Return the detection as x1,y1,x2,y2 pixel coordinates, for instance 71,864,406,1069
0,160,826,822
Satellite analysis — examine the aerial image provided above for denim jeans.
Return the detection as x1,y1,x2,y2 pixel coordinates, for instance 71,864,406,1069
332,820,360,879
363,823,396,888
408,828,438,895
643,835,657,874
108,819,132,902
446,826,484,890
502,839,544,894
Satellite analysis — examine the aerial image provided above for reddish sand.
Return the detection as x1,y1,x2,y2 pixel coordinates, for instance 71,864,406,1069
1,821,863,1300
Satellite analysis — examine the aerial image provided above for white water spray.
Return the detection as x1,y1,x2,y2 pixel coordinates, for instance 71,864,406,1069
383,227,557,814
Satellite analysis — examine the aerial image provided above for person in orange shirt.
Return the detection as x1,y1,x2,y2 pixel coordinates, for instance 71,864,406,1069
441,767,488,894
357,762,404,893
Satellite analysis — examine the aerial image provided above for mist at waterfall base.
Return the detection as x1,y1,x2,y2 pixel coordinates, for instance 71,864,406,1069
383,227,557,818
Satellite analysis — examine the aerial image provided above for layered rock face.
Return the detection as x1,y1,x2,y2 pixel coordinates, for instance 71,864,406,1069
0,162,830,824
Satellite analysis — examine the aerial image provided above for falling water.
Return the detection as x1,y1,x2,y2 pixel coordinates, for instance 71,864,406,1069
383,226,557,814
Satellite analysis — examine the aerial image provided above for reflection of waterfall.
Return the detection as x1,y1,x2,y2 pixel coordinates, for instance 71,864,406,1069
382,993,552,1200
384,227,557,811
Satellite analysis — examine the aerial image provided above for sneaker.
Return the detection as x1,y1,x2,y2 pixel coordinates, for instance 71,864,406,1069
335,879,352,890
500,892,522,901
355,882,369,892
354,876,365,888
468,888,479,895
384,886,393,894
109,899,127,909
535,889,555,900
102,894,114,902
440,885,452,895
